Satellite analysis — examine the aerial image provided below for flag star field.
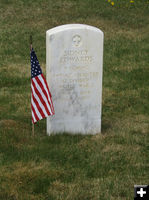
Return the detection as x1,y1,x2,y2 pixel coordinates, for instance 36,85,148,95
31,49,42,78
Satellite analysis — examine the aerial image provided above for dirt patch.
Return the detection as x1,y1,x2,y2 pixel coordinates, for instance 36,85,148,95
0,119,18,129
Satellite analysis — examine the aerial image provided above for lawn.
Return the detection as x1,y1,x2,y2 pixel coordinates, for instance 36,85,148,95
0,0,149,199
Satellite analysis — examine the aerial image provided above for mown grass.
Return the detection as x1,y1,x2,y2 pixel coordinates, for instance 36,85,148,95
0,0,149,199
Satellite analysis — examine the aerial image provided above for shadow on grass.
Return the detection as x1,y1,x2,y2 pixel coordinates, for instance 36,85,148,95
101,120,112,133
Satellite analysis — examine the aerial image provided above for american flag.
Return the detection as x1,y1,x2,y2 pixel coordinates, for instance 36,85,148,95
30,48,55,123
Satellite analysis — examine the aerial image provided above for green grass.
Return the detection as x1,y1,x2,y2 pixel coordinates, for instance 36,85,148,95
0,0,149,199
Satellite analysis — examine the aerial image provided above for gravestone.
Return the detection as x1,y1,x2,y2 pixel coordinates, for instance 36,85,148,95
46,24,104,135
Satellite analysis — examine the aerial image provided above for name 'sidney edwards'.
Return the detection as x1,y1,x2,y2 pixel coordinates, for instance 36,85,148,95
60,49,93,63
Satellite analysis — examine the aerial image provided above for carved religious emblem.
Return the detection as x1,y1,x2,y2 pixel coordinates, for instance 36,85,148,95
72,35,82,47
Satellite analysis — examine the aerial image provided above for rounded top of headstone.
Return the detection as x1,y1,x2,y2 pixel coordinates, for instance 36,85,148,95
46,24,103,35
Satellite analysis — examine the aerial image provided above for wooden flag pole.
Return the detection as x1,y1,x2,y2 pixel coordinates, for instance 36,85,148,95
32,122,34,137
30,35,34,136
30,35,33,51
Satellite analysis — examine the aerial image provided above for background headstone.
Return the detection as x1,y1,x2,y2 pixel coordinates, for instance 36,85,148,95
46,24,104,135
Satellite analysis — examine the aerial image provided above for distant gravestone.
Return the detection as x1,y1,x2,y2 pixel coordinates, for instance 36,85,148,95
46,24,104,135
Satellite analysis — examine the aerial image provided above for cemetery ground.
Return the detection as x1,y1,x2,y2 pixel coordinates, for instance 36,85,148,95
0,0,149,199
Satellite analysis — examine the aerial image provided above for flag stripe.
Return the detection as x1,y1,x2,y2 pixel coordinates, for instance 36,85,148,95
32,110,36,123
31,103,39,122
31,83,49,117
32,79,51,116
40,74,52,99
31,97,42,120
32,79,50,116
32,78,52,115
33,77,53,115
32,91,45,119
40,74,55,114
36,75,52,111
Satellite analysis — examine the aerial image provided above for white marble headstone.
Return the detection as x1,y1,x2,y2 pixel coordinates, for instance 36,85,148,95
46,24,104,135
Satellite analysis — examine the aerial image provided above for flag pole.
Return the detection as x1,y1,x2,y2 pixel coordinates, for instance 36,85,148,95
30,35,34,137
30,35,32,51
32,122,34,137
